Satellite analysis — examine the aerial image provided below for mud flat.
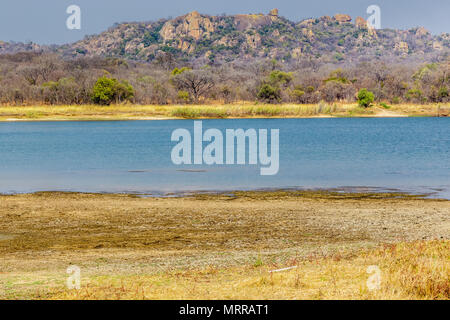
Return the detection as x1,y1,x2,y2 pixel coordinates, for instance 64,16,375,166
0,191,448,299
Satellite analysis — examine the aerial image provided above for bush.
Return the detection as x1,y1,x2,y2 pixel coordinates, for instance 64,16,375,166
405,88,424,103
257,84,281,103
357,88,375,108
290,88,305,102
438,87,448,100
91,76,134,105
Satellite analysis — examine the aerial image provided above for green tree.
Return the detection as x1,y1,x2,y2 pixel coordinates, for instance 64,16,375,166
357,88,375,108
257,84,281,103
289,86,305,102
91,76,134,105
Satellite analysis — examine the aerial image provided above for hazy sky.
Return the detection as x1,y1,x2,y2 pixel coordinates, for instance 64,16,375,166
0,0,449,44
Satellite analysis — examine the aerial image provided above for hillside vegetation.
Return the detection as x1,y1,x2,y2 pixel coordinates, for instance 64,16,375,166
0,10,448,106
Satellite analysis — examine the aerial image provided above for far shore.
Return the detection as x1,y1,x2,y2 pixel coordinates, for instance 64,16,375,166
0,103,448,122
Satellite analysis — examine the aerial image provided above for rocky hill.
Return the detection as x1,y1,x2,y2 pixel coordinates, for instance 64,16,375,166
0,41,49,55
2,10,449,64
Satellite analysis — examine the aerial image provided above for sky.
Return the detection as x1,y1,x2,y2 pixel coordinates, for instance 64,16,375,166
0,0,449,45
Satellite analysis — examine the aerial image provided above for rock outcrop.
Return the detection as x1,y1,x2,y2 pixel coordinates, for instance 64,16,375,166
394,41,409,54
245,33,262,49
160,11,215,41
234,14,272,31
355,17,368,29
334,14,352,23
9,10,441,64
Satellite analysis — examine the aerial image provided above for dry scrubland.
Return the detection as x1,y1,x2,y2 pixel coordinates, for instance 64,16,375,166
0,103,448,121
0,191,448,300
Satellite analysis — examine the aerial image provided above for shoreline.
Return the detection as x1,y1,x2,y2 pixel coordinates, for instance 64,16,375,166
0,113,410,122
0,103,447,122
1,186,449,200
1,114,411,122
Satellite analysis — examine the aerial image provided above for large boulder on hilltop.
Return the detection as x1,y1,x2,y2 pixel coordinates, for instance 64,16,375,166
334,14,352,23
160,11,215,41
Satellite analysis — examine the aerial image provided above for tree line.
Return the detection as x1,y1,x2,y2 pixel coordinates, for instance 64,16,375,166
0,52,448,106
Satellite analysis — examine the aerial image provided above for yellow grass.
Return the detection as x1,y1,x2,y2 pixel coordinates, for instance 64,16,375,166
0,103,446,121
52,240,449,300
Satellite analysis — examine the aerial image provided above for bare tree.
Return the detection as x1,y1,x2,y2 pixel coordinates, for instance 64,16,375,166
153,52,176,71
36,55,59,82
171,69,215,102
19,65,41,85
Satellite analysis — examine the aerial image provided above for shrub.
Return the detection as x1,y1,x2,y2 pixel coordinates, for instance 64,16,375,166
92,77,116,105
406,88,424,103
257,84,281,103
357,88,375,108
41,77,89,104
91,76,134,105
438,87,448,100
290,88,305,102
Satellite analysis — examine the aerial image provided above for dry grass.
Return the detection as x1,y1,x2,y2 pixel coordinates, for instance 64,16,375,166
52,240,449,300
389,103,450,117
0,103,445,121
170,103,344,118
0,191,448,300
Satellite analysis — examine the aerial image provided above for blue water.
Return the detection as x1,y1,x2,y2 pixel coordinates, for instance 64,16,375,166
0,118,449,198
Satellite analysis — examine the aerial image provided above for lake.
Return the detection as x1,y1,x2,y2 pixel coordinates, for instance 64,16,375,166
0,118,449,198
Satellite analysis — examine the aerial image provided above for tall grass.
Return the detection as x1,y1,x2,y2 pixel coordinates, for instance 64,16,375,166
171,106,228,118
170,103,343,118
0,103,443,120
